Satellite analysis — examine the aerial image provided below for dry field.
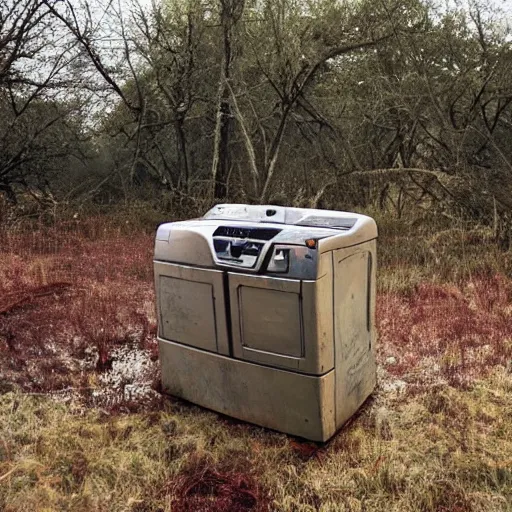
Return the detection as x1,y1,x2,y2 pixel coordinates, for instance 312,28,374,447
0,213,511,511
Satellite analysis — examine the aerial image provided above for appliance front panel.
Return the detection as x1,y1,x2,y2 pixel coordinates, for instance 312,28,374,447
229,274,302,370
238,284,303,358
159,338,337,441
154,262,229,355
228,268,334,374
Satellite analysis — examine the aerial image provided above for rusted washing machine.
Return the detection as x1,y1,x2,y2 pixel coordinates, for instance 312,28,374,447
154,204,377,441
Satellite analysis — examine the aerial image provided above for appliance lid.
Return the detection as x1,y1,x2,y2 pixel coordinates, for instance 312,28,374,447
154,205,377,271
203,204,360,231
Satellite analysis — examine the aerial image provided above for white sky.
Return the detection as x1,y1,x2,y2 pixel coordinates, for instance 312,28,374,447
13,0,512,119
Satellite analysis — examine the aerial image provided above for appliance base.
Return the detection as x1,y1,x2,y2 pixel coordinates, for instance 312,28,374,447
160,339,354,441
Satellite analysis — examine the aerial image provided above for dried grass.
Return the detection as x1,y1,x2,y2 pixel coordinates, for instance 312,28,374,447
0,213,511,511
0,218,156,401
0,371,510,511
378,276,512,388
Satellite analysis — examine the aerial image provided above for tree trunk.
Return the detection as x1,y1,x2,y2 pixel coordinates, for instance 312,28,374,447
212,0,244,200
214,97,231,199
175,116,190,194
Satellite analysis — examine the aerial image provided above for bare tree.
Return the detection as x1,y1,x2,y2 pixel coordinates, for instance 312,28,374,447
211,0,245,199
0,0,89,203
0,0,48,85
132,0,209,193
229,0,415,202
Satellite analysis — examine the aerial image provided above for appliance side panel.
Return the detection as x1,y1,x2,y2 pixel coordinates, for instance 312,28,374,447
368,240,377,359
334,243,377,428
301,251,334,374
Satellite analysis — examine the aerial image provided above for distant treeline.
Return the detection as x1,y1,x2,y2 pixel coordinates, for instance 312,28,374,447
1,0,512,244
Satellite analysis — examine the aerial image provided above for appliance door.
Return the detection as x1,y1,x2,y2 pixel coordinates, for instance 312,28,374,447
155,261,229,355
228,272,334,374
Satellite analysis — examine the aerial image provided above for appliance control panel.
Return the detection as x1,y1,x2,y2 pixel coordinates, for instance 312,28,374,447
210,225,319,278
212,226,281,268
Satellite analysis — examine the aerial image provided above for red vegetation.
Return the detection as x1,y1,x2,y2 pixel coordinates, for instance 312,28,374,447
1,217,511,407
168,456,269,512
377,275,512,387
0,219,157,402
288,439,326,461
0,282,72,315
